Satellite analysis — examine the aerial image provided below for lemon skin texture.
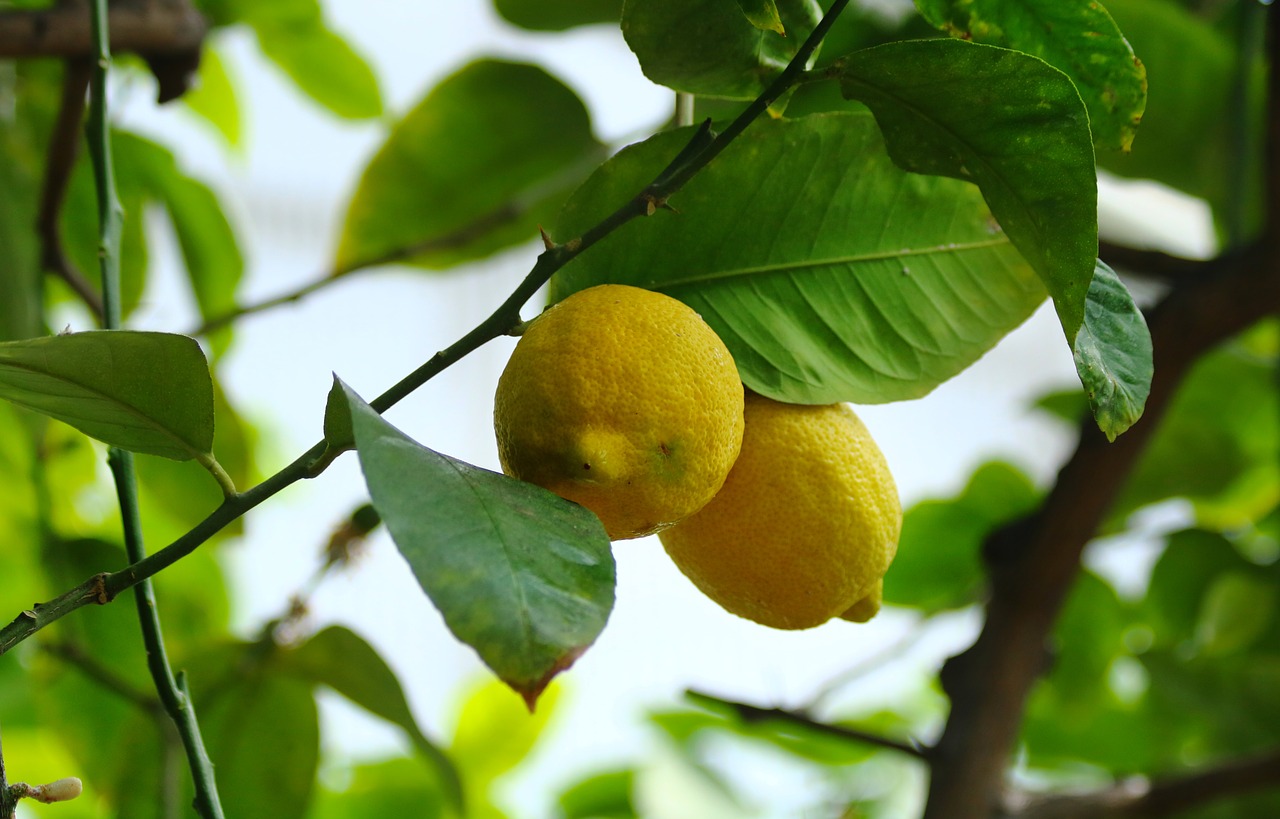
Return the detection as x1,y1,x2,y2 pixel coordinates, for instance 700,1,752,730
660,394,901,629
840,578,883,623
494,284,745,541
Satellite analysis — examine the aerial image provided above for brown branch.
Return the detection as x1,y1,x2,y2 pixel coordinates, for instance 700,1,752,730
1012,748,1280,818
685,689,930,761
0,0,205,60
36,57,105,323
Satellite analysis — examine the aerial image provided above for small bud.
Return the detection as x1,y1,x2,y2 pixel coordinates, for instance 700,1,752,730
28,777,84,804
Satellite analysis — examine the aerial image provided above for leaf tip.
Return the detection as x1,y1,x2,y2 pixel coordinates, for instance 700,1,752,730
509,645,589,712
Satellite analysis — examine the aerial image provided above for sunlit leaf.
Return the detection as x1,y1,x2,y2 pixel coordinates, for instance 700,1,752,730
338,60,603,271
735,0,786,35
915,0,1147,151
622,0,821,98
554,113,1044,404
343,382,614,706
182,42,242,146
1071,261,1152,440
0,331,214,460
558,768,637,819
451,678,562,809
832,38,1097,342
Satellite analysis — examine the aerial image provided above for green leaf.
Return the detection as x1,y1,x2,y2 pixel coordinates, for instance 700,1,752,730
1196,571,1277,657
0,116,42,342
0,331,214,460
1071,261,1152,440
558,768,637,819
621,0,821,98
281,625,463,810
1145,529,1248,649
311,758,448,819
343,382,615,707
181,42,242,146
234,0,383,119
735,0,786,35
450,678,563,793
552,113,1045,404
337,60,603,272
494,0,622,31
883,461,1040,612
200,667,320,819
323,375,354,451
832,38,1097,342
914,0,1147,152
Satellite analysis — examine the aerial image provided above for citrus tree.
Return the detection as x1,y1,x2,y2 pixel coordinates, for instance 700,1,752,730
0,0,1277,817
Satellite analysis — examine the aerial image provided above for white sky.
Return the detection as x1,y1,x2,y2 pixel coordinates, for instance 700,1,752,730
110,2,1214,816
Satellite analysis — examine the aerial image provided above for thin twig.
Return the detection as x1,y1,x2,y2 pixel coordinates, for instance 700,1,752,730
85,0,224,815
686,689,930,761
804,625,932,713
43,640,162,713
0,0,852,658
37,57,104,323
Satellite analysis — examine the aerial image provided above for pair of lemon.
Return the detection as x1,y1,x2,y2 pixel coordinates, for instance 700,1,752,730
493,285,901,630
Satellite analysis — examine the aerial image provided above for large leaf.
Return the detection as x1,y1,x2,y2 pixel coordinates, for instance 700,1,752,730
281,625,463,809
0,331,214,460
337,60,603,271
883,461,1041,612
621,0,822,99
1071,260,1152,440
552,113,1045,404
914,0,1147,152
832,39,1097,342
233,0,382,119
343,382,615,707
494,0,621,30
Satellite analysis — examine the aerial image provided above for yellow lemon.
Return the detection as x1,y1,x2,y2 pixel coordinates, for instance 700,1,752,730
494,284,744,540
659,393,901,629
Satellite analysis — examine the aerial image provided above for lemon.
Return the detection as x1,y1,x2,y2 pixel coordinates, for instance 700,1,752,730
659,393,901,629
494,284,745,540
840,578,883,623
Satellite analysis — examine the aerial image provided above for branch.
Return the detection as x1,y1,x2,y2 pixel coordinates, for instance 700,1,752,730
1012,748,1280,818
686,690,930,761
0,0,205,60
0,0,855,655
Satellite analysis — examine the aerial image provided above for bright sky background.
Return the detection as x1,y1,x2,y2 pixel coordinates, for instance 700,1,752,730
112,2,1215,816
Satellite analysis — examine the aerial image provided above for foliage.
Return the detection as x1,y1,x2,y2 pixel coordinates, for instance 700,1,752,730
0,0,1275,818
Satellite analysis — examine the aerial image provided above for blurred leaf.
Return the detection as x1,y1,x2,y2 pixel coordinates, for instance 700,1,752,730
1046,571,1129,705
200,664,320,819
337,59,602,271
558,768,637,819
451,678,562,804
735,0,786,35
1145,529,1249,649
1032,388,1087,425
234,0,383,119
552,113,1045,404
343,382,615,707
311,757,449,819
0,114,42,342
883,461,1041,612
1071,261,1152,440
1196,571,1277,657
833,38,1097,342
182,42,242,146
281,625,463,810
0,331,214,460
1101,0,1259,236
915,0,1147,151
494,0,621,30
621,0,821,98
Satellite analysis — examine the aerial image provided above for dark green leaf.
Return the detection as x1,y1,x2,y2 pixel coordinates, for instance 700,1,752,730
1071,261,1152,440
1145,529,1249,649
343,382,615,706
0,115,42,342
1196,571,1277,657
281,625,463,810
234,0,383,119
833,38,1097,342
883,461,1040,612
200,668,320,819
558,768,637,819
181,42,242,146
494,0,621,30
621,0,821,98
735,0,786,35
0,331,214,460
337,60,603,271
1101,0,1257,236
323,375,354,451
552,113,1045,404
914,0,1147,152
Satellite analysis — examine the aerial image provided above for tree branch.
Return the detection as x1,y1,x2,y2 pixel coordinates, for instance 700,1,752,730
687,689,929,761
0,0,205,60
1012,748,1280,818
